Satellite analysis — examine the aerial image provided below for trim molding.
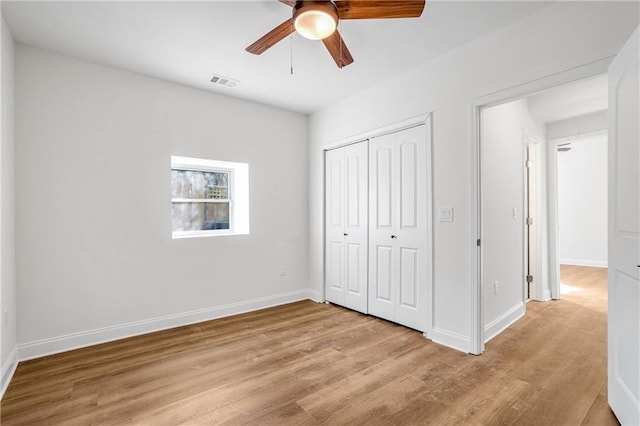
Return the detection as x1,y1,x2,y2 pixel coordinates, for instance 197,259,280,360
307,289,322,303
18,289,310,362
1,346,18,400
484,302,526,343
427,327,471,354
560,258,608,268
320,113,430,152
548,138,562,300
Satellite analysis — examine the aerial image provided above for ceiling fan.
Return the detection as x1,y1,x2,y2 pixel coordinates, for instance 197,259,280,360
246,0,426,68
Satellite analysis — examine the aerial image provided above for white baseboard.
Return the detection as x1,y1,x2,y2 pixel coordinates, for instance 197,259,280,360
532,285,552,302
427,327,471,354
18,289,311,362
560,258,608,268
484,302,526,343
541,286,552,301
307,289,322,303
1,346,18,400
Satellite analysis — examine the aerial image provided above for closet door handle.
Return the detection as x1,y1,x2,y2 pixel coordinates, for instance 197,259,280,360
391,235,397,239
343,233,348,236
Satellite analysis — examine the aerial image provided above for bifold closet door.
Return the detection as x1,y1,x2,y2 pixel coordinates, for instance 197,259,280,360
325,141,368,314
369,125,428,331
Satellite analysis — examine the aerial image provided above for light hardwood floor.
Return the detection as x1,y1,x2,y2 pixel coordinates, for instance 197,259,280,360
1,265,617,425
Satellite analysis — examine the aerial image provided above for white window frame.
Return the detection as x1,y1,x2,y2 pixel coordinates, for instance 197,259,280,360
171,156,249,239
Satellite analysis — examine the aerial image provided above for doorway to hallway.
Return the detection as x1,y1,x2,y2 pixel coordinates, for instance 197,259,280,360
477,73,609,349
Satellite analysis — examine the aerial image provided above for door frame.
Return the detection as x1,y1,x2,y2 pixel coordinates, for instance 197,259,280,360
524,135,544,302
469,57,612,355
547,129,608,300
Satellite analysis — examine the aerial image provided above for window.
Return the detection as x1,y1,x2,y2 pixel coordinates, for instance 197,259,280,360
171,156,249,238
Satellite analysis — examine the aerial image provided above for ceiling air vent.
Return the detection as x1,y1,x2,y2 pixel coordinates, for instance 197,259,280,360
210,74,239,88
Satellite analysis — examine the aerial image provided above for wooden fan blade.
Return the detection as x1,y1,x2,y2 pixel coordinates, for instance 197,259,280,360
246,18,295,55
336,1,425,19
278,0,296,6
322,29,354,68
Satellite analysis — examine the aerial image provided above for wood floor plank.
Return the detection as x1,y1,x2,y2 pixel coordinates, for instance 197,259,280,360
297,340,435,421
424,368,531,425
1,265,617,425
581,381,619,426
320,375,430,425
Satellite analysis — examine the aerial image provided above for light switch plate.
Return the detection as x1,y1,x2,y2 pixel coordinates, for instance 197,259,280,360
439,207,454,222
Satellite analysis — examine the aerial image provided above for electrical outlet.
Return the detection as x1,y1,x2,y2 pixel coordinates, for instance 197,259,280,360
279,265,286,276
493,281,499,295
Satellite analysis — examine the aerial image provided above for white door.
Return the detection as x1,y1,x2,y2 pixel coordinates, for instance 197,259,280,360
325,141,368,314
369,125,429,331
608,27,640,425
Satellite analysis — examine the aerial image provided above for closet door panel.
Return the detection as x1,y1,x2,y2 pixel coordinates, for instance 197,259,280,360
325,141,368,314
373,244,395,320
329,160,343,227
395,126,428,331
325,148,346,306
376,246,392,300
376,147,393,228
328,243,344,290
344,142,369,313
369,136,398,320
400,247,418,308
346,154,361,227
369,125,429,332
346,243,362,294
400,141,418,229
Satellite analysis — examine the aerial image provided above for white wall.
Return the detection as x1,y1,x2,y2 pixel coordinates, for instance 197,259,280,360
481,99,544,341
547,110,608,140
309,2,638,352
15,45,309,358
1,16,18,395
558,134,608,267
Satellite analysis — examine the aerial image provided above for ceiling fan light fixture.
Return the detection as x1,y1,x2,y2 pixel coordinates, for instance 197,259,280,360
293,1,338,40
245,0,425,68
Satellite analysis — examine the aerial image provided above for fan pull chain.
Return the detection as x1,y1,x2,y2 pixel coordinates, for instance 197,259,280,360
290,33,294,75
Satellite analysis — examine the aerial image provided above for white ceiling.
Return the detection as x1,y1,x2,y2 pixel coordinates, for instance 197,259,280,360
2,1,553,114
527,74,608,124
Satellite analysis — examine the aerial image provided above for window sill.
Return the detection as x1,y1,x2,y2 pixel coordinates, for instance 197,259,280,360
172,230,249,239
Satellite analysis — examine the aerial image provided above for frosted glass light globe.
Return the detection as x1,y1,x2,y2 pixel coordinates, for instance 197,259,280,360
294,9,337,40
